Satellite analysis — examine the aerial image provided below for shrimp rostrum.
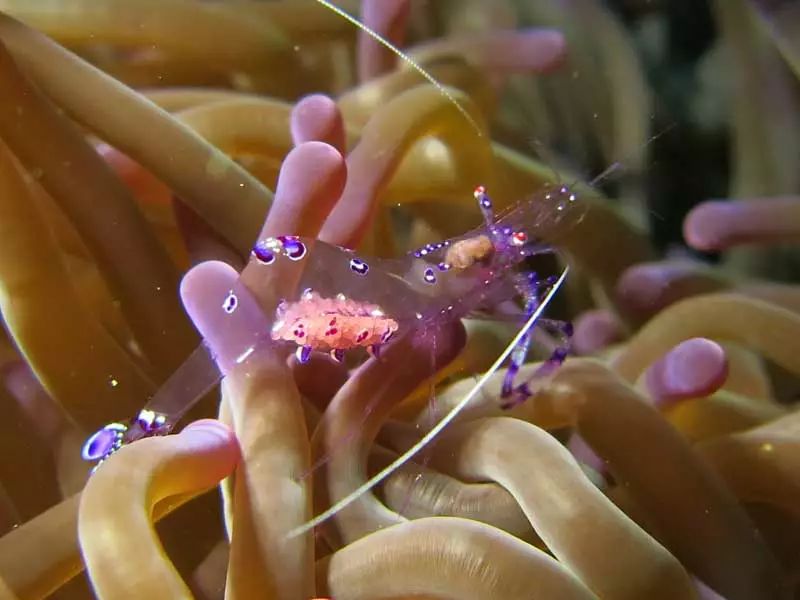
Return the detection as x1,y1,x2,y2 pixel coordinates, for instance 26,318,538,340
81,183,579,528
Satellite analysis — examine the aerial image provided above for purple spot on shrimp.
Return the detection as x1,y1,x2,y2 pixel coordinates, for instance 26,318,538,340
330,349,345,363
81,425,124,461
437,262,451,272
381,328,394,343
136,409,167,433
222,292,238,314
278,236,307,261
551,348,569,364
252,242,276,265
296,345,312,364
423,268,436,284
563,322,574,337
350,258,369,275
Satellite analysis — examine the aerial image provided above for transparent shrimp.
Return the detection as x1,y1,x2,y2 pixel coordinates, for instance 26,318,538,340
80,1,586,538
81,184,578,468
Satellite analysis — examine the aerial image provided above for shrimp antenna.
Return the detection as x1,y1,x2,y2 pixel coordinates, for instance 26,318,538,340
287,265,570,539
588,122,679,189
313,0,484,137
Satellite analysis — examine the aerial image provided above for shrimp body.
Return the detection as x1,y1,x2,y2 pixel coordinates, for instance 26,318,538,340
270,290,398,361
81,184,578,468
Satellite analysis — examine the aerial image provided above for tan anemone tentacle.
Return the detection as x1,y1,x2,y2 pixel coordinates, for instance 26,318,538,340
698,408,800,518
540,360,787,600
372,442,538,543
220,353,314,600
0,578,16,600
0,138,154,429
662,390,786,443
144,88,266,114
718,342,773,401
313,324,465,546
176,98,295,165
0,38,194,376
429,417,696,599
78,424,239,600
339,57,494,128
612,294,800,382
317,517,597,600
0,0,290,65
0,12,272,254
0,494,80,599
321,85,492,248
218,142,346,599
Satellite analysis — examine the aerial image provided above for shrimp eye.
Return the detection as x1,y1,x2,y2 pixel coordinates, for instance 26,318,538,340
511,231,528,246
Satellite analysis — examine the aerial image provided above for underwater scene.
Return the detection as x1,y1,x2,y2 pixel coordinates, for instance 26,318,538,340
0,0,798,598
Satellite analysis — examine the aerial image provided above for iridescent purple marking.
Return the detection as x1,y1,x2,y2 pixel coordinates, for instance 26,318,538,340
349,258,369,275
222,292,238,314
296,345,313,364
81,423,126,461
423,268,436,284
252,242,276,265
137,409,167,433
437,262,451,272
551,347,569,364
278,236,307,261
330,348,345,363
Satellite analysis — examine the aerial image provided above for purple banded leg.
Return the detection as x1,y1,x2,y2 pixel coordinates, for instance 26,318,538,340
500,318,534,398
500,274,541,399
500,320,574,410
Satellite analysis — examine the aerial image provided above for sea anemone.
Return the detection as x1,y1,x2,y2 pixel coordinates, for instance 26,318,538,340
0,1,797,599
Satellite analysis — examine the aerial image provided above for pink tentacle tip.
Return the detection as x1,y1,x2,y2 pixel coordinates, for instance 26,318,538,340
615,261,725,318
493,29,567,72
182,419,241,461
683,200,734,251
644,338,728,408
572,309,623,355
290,94,345,152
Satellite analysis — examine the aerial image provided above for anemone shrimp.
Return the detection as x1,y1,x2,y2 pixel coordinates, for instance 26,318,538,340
80,0,585,537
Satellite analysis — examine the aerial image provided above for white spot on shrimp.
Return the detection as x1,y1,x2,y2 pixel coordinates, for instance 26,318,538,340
235,346,255,364
222,292,238,314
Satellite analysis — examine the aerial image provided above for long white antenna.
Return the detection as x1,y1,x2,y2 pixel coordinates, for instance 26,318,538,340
313,0,484,137
288,266,569,539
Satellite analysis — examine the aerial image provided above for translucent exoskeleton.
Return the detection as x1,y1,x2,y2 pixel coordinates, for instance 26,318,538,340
80,0,590,539
81,185,579,514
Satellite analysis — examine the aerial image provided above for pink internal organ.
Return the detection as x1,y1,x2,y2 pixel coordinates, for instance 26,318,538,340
271,293,399,352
